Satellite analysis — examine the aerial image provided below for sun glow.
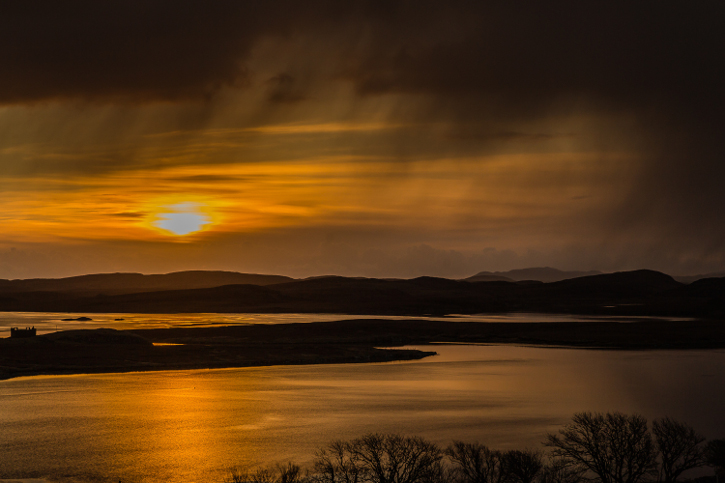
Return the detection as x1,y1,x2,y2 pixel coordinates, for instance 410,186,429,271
145,200,217,236
0,150,634,245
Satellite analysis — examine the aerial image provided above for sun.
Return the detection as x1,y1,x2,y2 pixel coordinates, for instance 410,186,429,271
147,201,213,236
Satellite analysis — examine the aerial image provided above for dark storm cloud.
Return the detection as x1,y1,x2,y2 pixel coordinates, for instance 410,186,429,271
331,2,725,252
341,3,725,117
0,2,248,103
4,1,722,116
0,1,354,103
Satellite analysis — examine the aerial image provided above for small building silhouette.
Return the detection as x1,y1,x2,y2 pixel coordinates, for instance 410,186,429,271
10,327,36,338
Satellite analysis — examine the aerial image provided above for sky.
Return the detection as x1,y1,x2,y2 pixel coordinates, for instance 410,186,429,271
1,1,724,279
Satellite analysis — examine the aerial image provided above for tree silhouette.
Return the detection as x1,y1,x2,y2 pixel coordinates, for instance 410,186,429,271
278,463,304,483
546,412,657,483
538,458,586,483
445,441,504,483
313,440,363,483
501,450,543,483
313,434,443,483
231,421,713,483
652,417,706,483
230,464,299,483
706,439,725,478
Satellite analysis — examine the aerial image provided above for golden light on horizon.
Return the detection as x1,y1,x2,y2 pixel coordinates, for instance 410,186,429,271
0,149,635,248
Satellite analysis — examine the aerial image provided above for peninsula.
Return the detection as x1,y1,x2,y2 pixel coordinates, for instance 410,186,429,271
2,318,725,381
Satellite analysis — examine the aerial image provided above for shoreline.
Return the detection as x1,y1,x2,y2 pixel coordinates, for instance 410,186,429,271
0,349,437,382
2,318,724,381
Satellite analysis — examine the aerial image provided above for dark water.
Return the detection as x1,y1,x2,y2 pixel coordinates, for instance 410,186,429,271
1,344,724,483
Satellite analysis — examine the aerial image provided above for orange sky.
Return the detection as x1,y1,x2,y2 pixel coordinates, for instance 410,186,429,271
1,3,724,278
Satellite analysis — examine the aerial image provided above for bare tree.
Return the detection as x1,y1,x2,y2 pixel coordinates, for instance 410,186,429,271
230,466,276,483
652,417,706,483
230,463,305,483
546,412,657,483
313,440,363,483
539,458,586,483
230,467,247,483
278,463,304,483
446,441,505,483
253,467,279,483
706,439,725,480
501,450,543,483
313,434,443,483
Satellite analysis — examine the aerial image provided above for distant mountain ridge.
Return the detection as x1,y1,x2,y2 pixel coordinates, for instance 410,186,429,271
0,269,723,319
673,271,725,284
0,270,294,294
2,266,719,293
465,267,602,283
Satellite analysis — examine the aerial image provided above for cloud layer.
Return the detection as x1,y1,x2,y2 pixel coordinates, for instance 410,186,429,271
1,1,724,277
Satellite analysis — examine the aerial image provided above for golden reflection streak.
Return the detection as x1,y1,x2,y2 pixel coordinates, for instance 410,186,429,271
93,371,271,482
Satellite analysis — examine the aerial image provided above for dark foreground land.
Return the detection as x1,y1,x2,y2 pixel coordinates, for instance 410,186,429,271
2,318,725,380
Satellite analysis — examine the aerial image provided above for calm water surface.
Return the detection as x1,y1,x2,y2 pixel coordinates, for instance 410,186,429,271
1,344,724,483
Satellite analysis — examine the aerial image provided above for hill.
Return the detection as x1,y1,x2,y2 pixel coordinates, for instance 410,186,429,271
465,267,601,283
0,269,722,319
0,270,294,295
673,271,725,284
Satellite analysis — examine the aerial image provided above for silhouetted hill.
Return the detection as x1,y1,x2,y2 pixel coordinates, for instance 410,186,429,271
681,276,725,295
639,276,725,319
546,269,683,296
0,269,722,318
0,270,294,295
673,271,725,284
465,267,601,283
463,273,514,282
3,284,286,313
